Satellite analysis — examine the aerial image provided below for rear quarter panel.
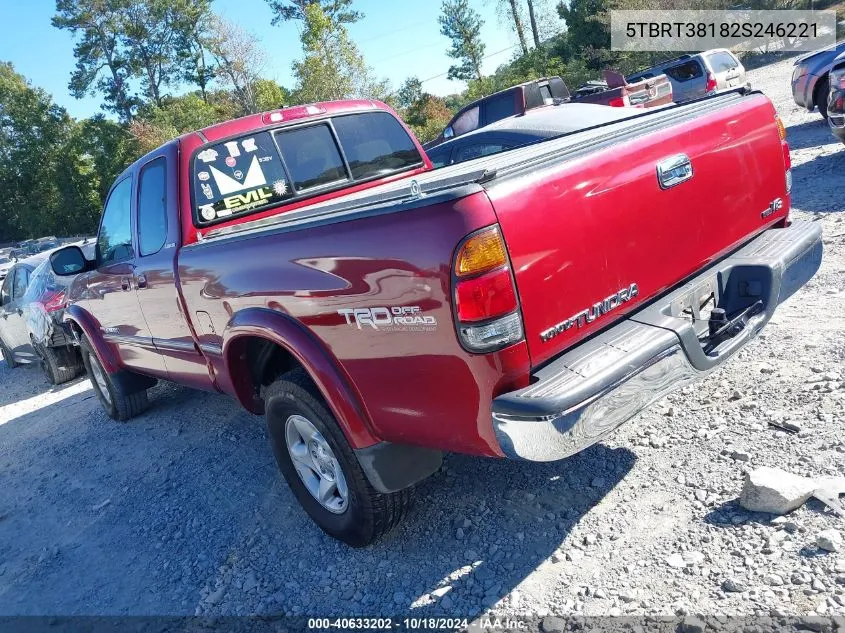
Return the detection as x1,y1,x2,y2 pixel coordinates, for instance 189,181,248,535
178,192,531,456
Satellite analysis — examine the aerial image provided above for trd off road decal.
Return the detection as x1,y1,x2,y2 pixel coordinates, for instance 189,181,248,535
338,306,437,332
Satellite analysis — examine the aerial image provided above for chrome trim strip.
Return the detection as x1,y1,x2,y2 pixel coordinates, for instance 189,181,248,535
102,333,157,350
152,338,197,353
199,343,223,357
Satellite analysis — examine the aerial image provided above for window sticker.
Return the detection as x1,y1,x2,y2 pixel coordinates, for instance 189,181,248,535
272,179,288,196
199,204,216,221
198,148,218,163
258,155,273,163
201,183,214,200
224,141,241,157
198,171,210,181
225,156,236,168
233,170,243,180
242,138,257,152
209,156,267,195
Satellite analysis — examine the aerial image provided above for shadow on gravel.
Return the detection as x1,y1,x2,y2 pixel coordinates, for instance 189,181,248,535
0,361,78,409
786,119,835,151
791,148,844,213
0,374,637,616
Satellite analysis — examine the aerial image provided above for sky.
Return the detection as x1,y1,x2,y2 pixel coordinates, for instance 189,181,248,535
0,0,548,120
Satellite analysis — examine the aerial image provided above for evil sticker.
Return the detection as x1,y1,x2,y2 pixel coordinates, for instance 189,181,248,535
210,156,266,195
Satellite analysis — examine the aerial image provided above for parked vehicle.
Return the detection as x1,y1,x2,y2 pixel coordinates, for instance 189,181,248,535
792,41,845,119
628,50,747,104
571,69,673,109
427,103,637,168
0,253,48,367
0,255,12,281
827,53,845,144
49,94,819,546
20,241,95,383
424,77,571,149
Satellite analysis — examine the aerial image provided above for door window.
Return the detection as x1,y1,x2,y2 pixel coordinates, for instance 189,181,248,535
451,106,480,136
454,143,508,163
12,267,29,299
482,91,516,125
97,177,134,266
137,158,168,256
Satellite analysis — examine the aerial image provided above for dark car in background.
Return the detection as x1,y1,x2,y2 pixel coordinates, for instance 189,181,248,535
792,41,845,119
827,53,845,144
427,103,638,168
424,76,571,149
0,241,93,383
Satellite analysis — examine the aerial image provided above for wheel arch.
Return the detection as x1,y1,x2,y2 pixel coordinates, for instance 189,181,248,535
63,305,120,373
222,308,379,450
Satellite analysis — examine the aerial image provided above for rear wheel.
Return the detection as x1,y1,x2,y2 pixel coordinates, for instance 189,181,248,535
0,337,18,369
37,342,82,385
265,368,413,547
816,78,829,119
80,337,149,421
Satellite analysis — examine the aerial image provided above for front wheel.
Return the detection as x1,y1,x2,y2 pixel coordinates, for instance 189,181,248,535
80,337,149,421
264,368,413,547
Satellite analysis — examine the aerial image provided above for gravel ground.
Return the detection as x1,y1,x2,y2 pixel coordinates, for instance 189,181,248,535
0,57,843,619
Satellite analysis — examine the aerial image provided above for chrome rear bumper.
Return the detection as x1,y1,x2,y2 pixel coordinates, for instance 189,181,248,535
492,222,823,461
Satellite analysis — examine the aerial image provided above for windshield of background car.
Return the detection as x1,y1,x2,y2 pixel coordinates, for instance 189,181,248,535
192,111,423,226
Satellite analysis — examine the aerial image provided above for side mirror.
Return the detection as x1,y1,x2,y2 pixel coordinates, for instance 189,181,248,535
443,126,455,139
50,246,88,276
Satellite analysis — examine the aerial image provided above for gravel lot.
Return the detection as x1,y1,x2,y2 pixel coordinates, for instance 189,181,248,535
0,57,843,619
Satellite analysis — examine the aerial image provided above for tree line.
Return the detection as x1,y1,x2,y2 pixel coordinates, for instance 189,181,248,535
0,0,830,242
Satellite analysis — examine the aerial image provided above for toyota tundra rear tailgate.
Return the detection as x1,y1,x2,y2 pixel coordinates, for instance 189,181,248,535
484,92,791,367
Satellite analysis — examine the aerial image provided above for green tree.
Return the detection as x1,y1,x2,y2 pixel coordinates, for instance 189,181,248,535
291,3,389,103
52,0,138,122
396,77,423,112
0,63,107,240
206,15,268,115
254,79,291,110
265,0,362,26
438,0,486,82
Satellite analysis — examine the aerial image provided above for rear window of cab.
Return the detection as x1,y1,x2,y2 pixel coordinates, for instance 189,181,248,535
192,111,423,226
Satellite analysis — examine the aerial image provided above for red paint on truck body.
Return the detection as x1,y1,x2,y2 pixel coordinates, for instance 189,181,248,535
62,94,790,458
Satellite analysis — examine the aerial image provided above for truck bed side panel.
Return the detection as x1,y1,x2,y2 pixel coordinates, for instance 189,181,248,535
177,192,530,455
487,93,789,366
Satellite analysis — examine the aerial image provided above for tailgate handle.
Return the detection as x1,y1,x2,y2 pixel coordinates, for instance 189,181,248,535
656,154,693,189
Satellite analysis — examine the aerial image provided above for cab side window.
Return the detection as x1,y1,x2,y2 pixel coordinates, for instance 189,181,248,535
138,158,167,256
97,177,134,266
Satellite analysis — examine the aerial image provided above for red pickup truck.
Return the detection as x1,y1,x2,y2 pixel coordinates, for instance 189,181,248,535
49,93,821,546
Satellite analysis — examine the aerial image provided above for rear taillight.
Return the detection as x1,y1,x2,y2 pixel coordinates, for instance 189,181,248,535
705,72,717,93
42,289,66,313
608,96,629,107
775,115,792,196
453,226,524,353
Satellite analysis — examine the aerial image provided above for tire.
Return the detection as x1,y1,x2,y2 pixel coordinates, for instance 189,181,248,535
264,368,413,547
0,337,19,369
80,337,149,421
816,78,829,119
37,343,82,385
